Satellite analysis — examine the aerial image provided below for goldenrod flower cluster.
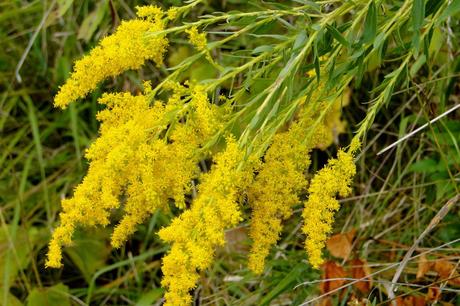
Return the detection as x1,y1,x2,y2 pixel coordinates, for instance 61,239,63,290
54,5,168,108
185,26,208,51
47,82,222,268
167,7,179,20
184,25,220,68
247,122,310,274
159,137,257,305
47,4,360,304
302,148,357,268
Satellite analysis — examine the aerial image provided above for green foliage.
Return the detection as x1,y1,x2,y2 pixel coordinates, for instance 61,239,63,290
64,230,111,283
26,283,70,306
1,0,460,304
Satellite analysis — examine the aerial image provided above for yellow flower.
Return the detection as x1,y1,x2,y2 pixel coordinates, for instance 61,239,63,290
54,6,168,108
167,7,179,20
47,1,360,299
159,137,256,306
185,26,207,51
302,149,357,268
247,122,310,274
135,5,164,23
47,83,221,267
189,85,221,138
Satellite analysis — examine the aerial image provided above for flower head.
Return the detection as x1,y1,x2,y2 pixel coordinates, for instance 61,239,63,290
47,83,220,267
185,26,207,51
247,122,310,274
159,137,256,305
302,149,357,268
54,6,168,108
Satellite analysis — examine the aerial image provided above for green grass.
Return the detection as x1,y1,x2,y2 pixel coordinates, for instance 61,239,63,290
1,0,460,305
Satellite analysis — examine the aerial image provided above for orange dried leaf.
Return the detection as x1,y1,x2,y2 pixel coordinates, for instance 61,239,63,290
319,297,332,306
433,260,460,286
426,287,441,302
396,296,426,306
350,258,372,293
416,255,432,280
320,261,346,294
326,229,355,259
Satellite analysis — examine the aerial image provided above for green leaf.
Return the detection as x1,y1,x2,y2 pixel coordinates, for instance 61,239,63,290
292,30,307,52
412,0,425,53
326,24,350,48
1,226,48,288
410,54,426,77
260,263,307,305
412,0,425,32
26,284,70,306
362,1,377,44
408,158,438,173
435,178,455,200
373,32,386,49
135,288,164,306
57,0,74,17
247,34,289,41
77,0,107,42
428,28,443,58
189,59,218,82
65,229,110,283
0,291,22,306
252,45,274,54
355,57,365,87
438,0,460,24
313,40,320,83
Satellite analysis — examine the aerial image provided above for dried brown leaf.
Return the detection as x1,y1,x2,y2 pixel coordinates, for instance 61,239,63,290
395,296,426,306
416,255,432,280
320,261,346,294
349,258,372,294
426,286,441,302
433,259,460,286
326,229,356,259
319,297,332,306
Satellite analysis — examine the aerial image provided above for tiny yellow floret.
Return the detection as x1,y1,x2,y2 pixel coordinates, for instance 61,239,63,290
167,7,179,20
185,26,208,51
135,5,164,22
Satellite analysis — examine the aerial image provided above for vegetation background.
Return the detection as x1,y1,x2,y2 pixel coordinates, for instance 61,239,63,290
0,0,459,305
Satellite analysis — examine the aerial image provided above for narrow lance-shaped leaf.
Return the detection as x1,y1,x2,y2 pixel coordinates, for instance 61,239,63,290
412,0,425,54
362,1,377,44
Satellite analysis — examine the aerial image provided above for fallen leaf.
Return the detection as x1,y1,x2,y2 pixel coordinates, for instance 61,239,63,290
326,229,356,259
395,296,426,306
349,258,372,293
320,261,346,294
433,260,460,286
411,296,426,306
319,297,332,306
416,255,432,280
426,287,441,302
